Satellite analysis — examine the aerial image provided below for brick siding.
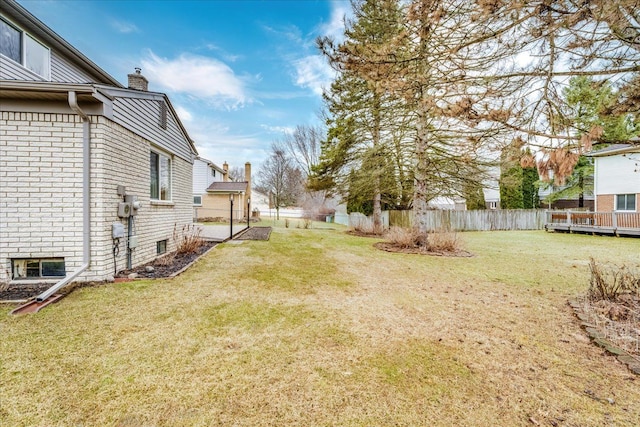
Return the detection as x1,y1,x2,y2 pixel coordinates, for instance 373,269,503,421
0,112,193,284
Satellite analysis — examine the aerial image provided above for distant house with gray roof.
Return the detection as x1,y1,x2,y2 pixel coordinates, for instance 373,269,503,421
192,159,252,221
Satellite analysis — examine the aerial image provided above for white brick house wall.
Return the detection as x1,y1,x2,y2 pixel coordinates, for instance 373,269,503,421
0,112,193,283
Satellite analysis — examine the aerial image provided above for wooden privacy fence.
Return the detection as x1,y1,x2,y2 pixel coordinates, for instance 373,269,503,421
388,209,547,231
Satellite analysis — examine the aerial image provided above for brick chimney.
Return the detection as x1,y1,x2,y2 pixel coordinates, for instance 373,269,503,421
223,162,229,182
128,67,148,91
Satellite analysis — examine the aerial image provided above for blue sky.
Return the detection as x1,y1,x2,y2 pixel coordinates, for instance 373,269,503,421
18,0,351,169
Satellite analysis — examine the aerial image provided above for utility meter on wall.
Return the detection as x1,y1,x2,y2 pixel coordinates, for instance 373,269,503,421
125,195,141,215
118,202,131,218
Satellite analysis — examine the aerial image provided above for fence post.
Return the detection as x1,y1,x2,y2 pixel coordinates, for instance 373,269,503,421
612,211,617,229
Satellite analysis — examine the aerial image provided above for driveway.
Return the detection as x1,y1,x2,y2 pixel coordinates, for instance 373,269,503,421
197,223,249,242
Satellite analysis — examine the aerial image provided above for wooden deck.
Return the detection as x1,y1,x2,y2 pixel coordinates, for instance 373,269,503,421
545,211,640,237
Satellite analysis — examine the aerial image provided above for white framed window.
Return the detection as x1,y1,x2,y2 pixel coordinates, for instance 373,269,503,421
616,194,636,211
211,167,216,177
150,150,172,201
193,195,202,206
12,258,65,280
0,17,51,79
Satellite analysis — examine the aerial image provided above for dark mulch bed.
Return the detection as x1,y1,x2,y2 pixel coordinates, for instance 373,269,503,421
0,241,218,302
0,281,107,302
346,230,384,238
374,242,474,257
117,240,217,279
0,283,53,301
236,226,272,241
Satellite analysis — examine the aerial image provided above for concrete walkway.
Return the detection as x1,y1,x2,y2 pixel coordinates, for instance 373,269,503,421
196,223,249,242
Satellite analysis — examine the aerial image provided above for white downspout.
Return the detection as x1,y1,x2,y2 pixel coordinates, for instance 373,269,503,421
36,91,91,301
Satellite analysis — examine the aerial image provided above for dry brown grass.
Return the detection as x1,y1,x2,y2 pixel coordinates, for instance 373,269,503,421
1,229,640,426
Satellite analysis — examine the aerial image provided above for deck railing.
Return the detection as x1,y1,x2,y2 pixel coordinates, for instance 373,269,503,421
546,210,640,235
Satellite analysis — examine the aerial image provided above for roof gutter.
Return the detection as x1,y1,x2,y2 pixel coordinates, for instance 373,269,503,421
36,91,91,301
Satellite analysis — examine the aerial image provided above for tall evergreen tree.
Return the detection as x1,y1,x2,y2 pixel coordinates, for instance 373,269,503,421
315,0,408,234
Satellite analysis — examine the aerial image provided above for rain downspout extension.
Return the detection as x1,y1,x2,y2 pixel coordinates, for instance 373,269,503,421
36,91,91,301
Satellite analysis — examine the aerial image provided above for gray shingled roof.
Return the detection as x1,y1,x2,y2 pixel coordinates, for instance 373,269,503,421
206,182,248,192
588,143,639,157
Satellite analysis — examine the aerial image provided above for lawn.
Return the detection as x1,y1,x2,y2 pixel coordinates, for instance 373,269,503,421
1,226,639,426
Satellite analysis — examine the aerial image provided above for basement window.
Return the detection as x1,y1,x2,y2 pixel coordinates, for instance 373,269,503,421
157,240,168,255
12,258,65,280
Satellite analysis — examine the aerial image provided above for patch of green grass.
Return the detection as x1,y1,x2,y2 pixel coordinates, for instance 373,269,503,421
199,301,311,333
367,339,475,390
234,228,356,293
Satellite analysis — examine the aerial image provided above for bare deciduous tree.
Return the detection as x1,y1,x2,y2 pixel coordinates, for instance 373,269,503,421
228,166,245,182
255,144,304,220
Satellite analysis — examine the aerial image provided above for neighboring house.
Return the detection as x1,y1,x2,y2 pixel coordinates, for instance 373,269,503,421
0,0,197,285
480,185,501,210
428,196,467,210
589,143,640,212
194,161,252,221
193,156,225,211
538,181,595,210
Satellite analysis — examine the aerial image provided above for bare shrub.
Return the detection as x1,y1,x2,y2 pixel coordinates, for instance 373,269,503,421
155,253,176,267
385,226,419,248
427,230,461,253
297,218,312,229
588,258,640,302
579,258,640,356
384,227,463,253
285,218,290,228
173,223,204,255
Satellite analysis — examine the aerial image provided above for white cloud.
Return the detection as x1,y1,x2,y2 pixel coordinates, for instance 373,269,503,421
260,124,295,135
110,19,139,34
141,51,250,109
293,55,335,96
174,105,193,123
287,1,348,97
319,1,351,43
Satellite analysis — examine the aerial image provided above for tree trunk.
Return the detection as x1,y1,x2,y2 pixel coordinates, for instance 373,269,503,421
372,184,383,234
372,92,384,235
412,110,430,247
578,174,584,208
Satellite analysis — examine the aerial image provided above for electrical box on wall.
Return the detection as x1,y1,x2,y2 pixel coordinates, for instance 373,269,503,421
125,195,140,216
118,202,131,218
112,222,125,239
128,235,138,249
